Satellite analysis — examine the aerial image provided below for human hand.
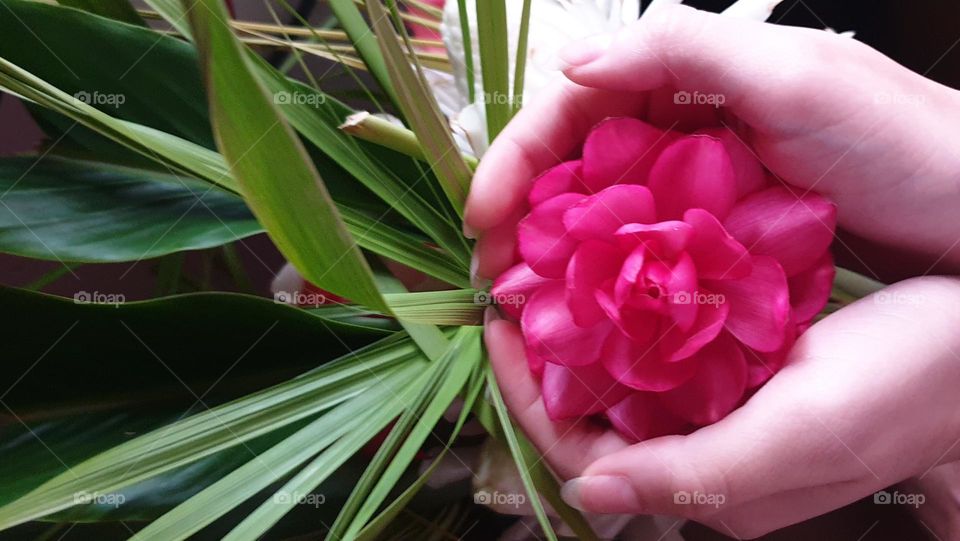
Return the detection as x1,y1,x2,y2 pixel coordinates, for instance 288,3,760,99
465,4,960,281
487,276,960,538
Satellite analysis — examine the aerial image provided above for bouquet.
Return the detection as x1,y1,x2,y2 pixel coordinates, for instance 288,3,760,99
0,0,876,539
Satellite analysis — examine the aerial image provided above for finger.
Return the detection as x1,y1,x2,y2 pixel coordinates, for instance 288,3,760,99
464,82,646,233
485,319,629,478
561,4,861,128
562,276,960,519
474,207,525,282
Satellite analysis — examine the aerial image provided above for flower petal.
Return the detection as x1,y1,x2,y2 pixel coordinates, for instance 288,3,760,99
706,256,790,352
647,135,737,221
660,296,730,362
788,252,835,323
566,240,624,327
522,283,611,366
606,393,689,443
695,128,766,198
660,333,748,425
518,193,585,278
723,186,837,276
492,263,556,320
614,221,693,259
562,184,656,240
601,330,700,391
743,320,798,388
542,363,631,421
528,160,589,206
683,208,752,280
581,117,674,191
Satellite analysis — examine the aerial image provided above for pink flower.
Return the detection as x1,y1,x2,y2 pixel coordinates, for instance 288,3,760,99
492,118,837,442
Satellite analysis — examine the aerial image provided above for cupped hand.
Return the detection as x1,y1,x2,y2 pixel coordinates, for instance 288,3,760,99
465,4,960,282
487,276,960,538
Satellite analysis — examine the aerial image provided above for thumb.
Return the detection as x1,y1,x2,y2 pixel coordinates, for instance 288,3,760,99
558,4,856,127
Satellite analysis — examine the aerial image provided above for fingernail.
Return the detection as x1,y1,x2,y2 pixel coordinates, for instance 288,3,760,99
463,221,477,239
557,34,613,70
470,252,491,289
483,306,499,327
561,476,640,512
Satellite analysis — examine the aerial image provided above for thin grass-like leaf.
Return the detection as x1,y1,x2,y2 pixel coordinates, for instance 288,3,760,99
512,0,532,115
475,0,510,140
328,0,400,107
366,0,473,217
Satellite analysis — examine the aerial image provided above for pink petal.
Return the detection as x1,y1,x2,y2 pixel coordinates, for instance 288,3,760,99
695,128,766,198
542,363,631,421
566,240,624,327
581,117,675,191
606,393,689,443
614,221,693,259
518,193,585,278
647,135,737,221
743,319,798,388
492,263,557,320
562,184,656,240
522,283,611,367
601,330,700,391
528,160,589,206
683,208,752,280
660,333,748,425
788,252,835,323
660,296,730,362
596,286,660,344
706,256,790,352
525,340,547,378
723,186,837,276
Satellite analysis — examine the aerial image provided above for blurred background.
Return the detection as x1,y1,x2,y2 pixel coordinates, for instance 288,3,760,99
1,0,957,539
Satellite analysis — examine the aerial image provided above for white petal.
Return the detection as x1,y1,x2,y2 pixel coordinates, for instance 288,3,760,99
722,0,784,21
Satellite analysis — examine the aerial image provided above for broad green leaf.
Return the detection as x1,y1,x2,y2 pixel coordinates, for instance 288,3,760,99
0,0,212,148
0,157,260,262
187,0,388,313
56,0,145,26
0,332,428,529
0,285,393,412
476,0,510,140
366,0,473,217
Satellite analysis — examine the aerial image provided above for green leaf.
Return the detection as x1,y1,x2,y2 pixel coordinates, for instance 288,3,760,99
0,332,428,529
187,0,389,313
0,157,260,262
512,0,532,115
366,0,474,217
0,0,212,148
476,0,510,140
55,0,145,26
326,0,398,108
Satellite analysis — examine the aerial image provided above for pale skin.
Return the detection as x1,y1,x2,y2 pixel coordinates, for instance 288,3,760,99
465,5,960,538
